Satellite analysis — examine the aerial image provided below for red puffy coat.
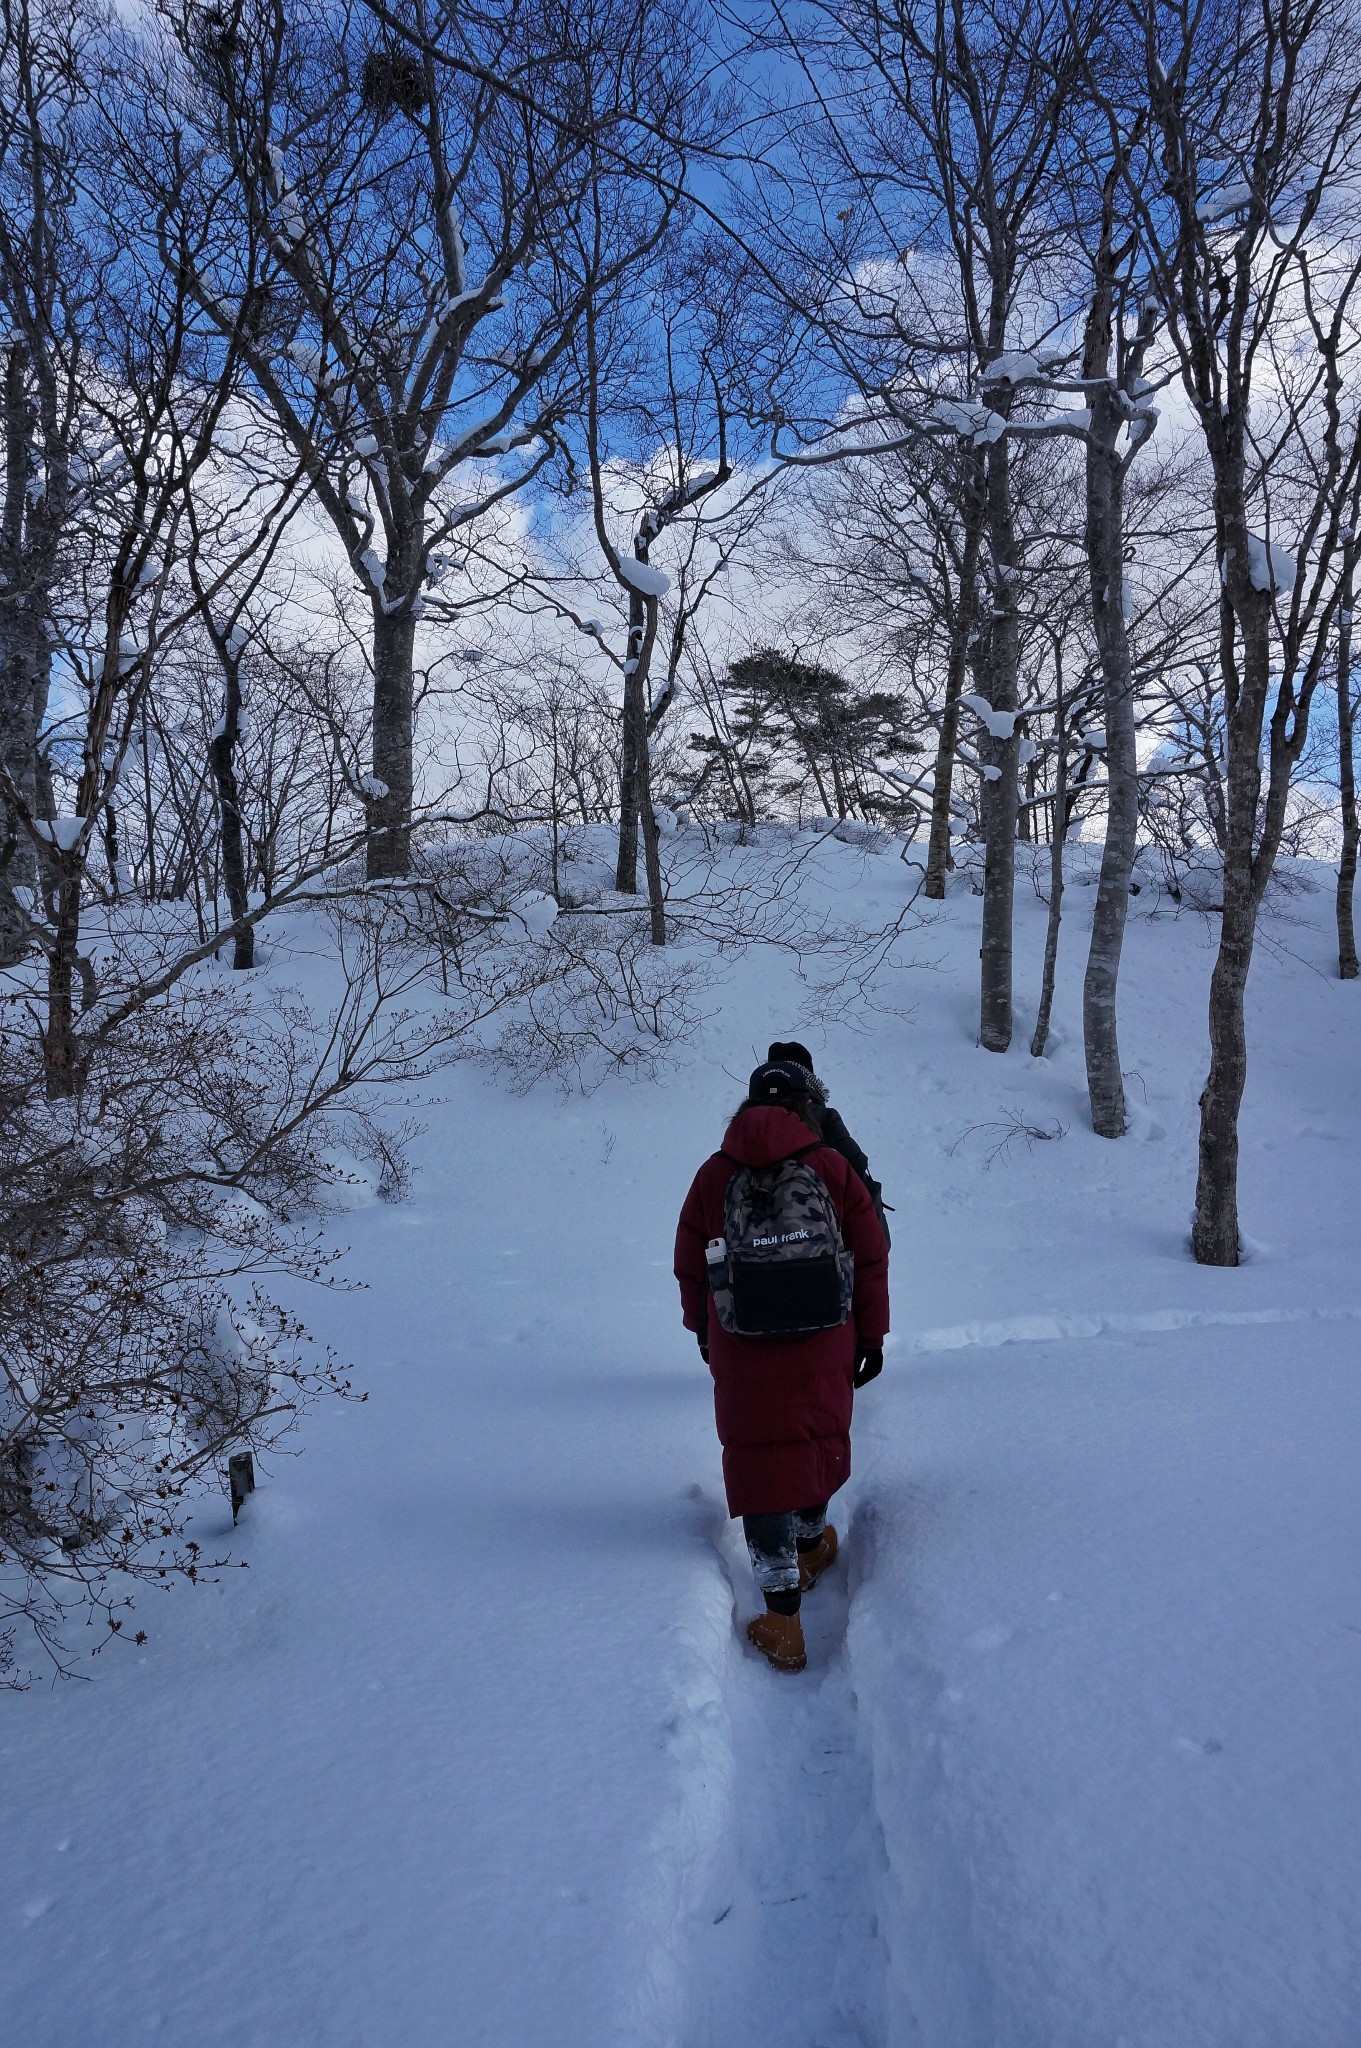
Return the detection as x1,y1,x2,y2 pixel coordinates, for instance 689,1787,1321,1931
674,1104,890,1516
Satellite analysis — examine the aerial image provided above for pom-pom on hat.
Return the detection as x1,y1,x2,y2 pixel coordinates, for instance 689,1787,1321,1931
768,1039,814,1070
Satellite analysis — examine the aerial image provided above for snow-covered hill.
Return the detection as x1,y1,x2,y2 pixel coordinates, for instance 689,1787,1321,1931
4,835,1359,2046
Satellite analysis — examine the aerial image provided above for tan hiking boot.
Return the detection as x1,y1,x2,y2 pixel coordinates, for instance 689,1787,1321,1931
798,1524,839,1593
745,1607,807,1673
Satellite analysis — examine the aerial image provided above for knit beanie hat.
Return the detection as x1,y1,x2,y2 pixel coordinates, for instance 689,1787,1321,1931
747,1058,828,1106
768,1039,814,1071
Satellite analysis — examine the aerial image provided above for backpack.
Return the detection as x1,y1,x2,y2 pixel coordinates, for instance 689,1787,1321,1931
707,1146,855,1339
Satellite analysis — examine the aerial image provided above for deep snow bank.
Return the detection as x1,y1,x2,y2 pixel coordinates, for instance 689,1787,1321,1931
2,832,1359,2045
851,1321,1361,2045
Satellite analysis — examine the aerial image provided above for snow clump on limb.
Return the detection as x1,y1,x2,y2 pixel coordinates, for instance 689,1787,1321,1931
1197,180,1252,221
1221,537,1297,594
616,558,672,599
32,815,84,851
1245,536,1298,594
959,692,1021,741
926,397,1007,445
982,351,1041,384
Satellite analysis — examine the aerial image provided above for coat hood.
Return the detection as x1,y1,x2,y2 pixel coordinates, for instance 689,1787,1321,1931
721,1103,821,1168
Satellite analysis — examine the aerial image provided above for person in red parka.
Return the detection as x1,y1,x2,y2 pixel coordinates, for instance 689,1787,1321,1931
674,1059,890,1672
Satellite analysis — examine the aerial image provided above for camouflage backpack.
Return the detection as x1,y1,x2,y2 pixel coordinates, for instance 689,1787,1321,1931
706,1146,855,1339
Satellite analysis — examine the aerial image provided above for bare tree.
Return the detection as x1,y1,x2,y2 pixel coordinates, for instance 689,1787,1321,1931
1073,135,1160,1135
158,0,703,879
1106,0,1361,1261
181,466,313,967
756,0,1096,1049
0,0,90,960
0,27,311,1095
579,304,737,940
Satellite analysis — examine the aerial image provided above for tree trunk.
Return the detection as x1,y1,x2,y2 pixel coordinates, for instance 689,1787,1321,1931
925,458,985,899
802,740,834,820
1191,854,1254,1265
209,649,254,968
1077,178,1146,1136
1031,675,1068,1058
367,606,416,881
44,849,83,1099
637,736,667,945
923,632,967,896
1191,603,1271,1266
103,800,121,896
979,435,1019,1052
0,331,64,960
1336,594,1357,978
0,613,47,960
0,370,43,954
615,590,646,893
1082,385,1139,1136
829,751,849,820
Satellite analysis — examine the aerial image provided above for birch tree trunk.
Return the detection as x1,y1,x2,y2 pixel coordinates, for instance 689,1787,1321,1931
0,345,61,961
1081,386,1140,1130
979,431,1019,1052
1081,475,1138,1128
923,472,983,897
1030,659,1068,1058
1335,586,1357,979
615,587,646,894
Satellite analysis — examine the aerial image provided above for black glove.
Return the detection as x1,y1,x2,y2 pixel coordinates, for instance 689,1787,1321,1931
853,1346,883,1389
697,1329,710,1365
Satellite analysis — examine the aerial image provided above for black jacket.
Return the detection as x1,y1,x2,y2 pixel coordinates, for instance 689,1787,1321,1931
820,1106,890,1249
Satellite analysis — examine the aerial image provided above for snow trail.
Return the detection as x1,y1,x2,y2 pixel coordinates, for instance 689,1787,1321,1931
678,1503,890,2048
904,1300,1361,1354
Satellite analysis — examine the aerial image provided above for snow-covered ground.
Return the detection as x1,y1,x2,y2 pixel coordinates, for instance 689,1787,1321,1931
4,835,1359,2046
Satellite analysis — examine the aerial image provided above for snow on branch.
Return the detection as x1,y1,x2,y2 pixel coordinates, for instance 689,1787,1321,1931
1247,536,1298,594
959,692,1022,741
1010,407,1092,438
615,557,672,600
31,815,85,851
1197,180,1252,224
925,398,1007,445
981,351,1044,384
